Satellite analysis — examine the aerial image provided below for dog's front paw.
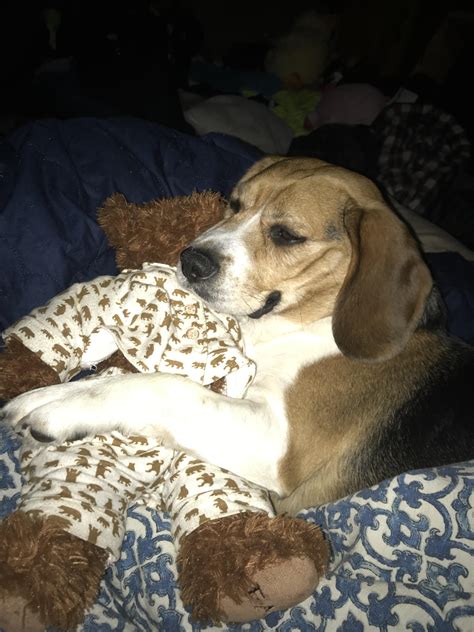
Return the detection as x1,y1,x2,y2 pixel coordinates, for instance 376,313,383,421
1,381,101,442
1,384,67,431
2,400,75,443
21,402,82,442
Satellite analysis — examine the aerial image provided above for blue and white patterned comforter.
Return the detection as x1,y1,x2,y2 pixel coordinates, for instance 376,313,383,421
1,424,473,632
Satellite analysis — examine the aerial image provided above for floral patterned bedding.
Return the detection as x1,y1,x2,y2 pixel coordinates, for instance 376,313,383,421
1,425,472,632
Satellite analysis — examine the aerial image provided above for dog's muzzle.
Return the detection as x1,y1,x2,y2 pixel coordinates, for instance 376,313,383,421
180,247,219,282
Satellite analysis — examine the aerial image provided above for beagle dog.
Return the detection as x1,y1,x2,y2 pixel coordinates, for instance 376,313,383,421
3,156,473,513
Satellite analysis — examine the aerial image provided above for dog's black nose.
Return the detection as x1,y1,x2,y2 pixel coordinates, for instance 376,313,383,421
180,247,219,281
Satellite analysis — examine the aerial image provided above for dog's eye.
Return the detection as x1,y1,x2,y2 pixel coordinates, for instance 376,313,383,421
229,198,241,213
270,224,306,245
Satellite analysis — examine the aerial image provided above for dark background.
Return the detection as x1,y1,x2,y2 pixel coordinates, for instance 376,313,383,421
1,0,474,142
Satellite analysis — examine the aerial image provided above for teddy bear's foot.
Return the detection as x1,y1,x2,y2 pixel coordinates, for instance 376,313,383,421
0,594,44,632
219,554,321,621
178,511,330,623
0,511,109,631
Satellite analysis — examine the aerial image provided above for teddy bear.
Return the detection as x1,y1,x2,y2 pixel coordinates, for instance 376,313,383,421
0,191,330,631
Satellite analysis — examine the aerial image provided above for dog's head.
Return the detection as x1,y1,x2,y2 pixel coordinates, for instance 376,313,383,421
177,156,433,361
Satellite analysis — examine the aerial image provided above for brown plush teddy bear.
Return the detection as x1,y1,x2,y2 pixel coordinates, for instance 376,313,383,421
0,191,330,631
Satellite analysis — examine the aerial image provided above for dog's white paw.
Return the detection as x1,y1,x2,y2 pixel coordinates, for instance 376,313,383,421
1,379,111,442
19,402,84,443
2,384,69,430
1,372,180,444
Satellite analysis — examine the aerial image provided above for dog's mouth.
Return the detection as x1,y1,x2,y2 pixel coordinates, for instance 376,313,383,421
177,263,282,320
248,291,281,319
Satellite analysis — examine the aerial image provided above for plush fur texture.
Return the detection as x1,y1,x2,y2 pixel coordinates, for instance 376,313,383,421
99,190,227,269
178,512,329,622
0,338,60,401
0,512,108,630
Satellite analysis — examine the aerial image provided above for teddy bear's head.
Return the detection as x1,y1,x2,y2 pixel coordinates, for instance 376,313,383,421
98,191,227,270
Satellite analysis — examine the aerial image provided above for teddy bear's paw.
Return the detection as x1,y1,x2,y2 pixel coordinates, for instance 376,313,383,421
0,512,109,630
220,555,321,621
0,594,44,632
178,511,330,624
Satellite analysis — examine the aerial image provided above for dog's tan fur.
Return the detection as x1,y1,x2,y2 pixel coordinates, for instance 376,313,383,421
277,331,446,513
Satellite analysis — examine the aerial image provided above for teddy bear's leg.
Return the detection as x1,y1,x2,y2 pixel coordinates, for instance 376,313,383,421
160,451,330,624
0,511,108,630
178,511,329,623
0,338,60,401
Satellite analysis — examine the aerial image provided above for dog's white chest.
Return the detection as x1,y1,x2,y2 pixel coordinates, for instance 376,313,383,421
243,315,339,390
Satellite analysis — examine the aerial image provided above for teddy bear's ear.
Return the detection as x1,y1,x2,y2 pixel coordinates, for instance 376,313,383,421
98,191,227,270
97,194,133,253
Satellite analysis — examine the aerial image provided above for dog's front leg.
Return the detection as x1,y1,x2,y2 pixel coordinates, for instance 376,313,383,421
1,373,286,493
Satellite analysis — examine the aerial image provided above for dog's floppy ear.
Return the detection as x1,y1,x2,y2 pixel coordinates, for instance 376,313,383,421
333,203,433,361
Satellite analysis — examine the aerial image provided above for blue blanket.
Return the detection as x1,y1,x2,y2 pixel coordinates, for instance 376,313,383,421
0,118,473,631
0,117,260,332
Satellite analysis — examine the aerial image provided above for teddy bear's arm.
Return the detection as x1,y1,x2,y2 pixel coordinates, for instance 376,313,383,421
3,274,120,382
